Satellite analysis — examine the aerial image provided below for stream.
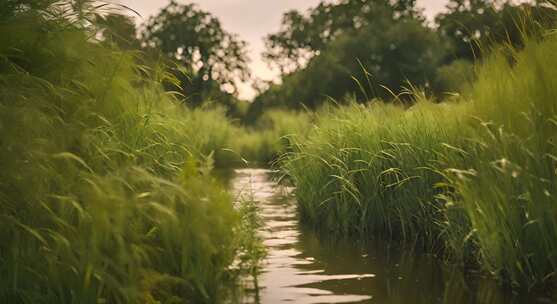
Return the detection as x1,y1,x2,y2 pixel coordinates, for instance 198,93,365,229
231,168,551,304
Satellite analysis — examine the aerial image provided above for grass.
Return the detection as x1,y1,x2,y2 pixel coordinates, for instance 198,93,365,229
0,4,260,303
281,33,557,288
3,0,557,300
283,99,469,242
234,109,314,166
442,36,557,286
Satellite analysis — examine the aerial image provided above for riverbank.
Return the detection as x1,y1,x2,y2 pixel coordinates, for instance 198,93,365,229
281,34,557,289
0,8,262,302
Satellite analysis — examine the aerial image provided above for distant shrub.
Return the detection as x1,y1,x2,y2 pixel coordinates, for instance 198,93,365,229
434,59,476,95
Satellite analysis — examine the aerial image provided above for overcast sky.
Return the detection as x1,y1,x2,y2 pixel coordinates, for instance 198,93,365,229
118,0,448,100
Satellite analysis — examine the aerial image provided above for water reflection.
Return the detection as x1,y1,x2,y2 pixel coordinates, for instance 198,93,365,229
231,169,552,304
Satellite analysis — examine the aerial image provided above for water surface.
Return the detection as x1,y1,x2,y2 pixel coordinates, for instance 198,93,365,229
231,169,552,304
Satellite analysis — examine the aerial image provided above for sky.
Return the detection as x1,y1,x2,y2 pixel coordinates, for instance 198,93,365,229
118,0,449,100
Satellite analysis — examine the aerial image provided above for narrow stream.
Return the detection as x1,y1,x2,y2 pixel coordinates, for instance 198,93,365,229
231,169,551,304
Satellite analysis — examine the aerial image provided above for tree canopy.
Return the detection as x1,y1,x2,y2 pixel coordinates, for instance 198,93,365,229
142,1,250,107
97,13,140,49
246,0,443,118
263,0,422,74
436,0,556,60
245,0,556,121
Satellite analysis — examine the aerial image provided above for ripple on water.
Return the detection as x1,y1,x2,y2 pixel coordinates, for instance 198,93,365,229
233,169,376,304
232,169,550,304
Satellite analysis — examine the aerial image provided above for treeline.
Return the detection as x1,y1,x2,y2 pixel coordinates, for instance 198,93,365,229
248,0,556,120
41,0,555,125
39,0,555,125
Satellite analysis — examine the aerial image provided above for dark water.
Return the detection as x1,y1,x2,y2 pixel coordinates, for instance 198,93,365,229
231,169,552,304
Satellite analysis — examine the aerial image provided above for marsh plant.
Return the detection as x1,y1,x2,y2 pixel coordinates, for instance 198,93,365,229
0,2,261,303
282,33,557,288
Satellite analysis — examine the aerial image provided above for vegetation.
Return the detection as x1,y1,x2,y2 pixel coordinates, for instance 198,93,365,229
248,0,436,117
435,0,555,61
248,0,555,119
0,2,260,303
281,34,557,287
142,1,250,114
234,110,314,165
2,0,557,301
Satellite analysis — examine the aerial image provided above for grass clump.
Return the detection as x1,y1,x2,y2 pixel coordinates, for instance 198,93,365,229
441,35,557,286
282,33,557,287
283,99,469,243
0,3,256,303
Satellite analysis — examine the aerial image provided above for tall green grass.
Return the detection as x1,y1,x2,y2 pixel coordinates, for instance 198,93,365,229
442,36,557,286
0,4,257,303
283,99,469,242
282,33,557,287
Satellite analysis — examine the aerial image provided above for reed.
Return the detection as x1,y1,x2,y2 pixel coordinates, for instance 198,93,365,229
282,33,557,287
0,3,256,303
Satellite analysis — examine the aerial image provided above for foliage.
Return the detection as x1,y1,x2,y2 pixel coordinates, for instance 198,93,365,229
0,3,258,303
97,13,140,50
0,0,55,21
251,0,557,119
433,59,476,95
281,33,557,287
142,1,250,107
436,0,556,60
263,0,422,73
235,110,314,165
441,34,557,285
283,100,468,239
255,15,444,110
3,0,557,299
251,0,446,113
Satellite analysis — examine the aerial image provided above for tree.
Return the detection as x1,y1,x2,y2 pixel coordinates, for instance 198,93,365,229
251,0,444,115
263,0,423,74
436,0,556,61
142,1,250,107
97,13,140,50
256,16,444,111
